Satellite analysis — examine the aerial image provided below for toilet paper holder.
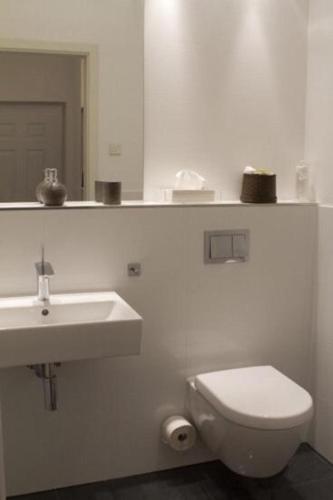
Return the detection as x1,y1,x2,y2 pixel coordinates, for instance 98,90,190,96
161,415,197,452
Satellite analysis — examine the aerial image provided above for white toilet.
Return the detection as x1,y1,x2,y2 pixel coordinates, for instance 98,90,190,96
187,365,313,478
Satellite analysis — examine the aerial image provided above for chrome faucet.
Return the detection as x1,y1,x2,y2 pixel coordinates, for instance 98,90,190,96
35,250,55,303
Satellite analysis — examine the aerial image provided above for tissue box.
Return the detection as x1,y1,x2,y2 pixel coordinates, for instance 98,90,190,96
240,174,277,203
167,189,216,203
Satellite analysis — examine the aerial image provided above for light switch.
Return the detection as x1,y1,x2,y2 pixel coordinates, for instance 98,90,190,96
109,143,122,156
233,234,247,259
210,235,233,260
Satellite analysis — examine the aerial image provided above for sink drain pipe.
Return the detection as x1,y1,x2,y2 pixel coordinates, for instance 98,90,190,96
28,363,61,411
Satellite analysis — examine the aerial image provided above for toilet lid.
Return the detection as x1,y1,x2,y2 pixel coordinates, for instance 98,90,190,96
194,366,313,430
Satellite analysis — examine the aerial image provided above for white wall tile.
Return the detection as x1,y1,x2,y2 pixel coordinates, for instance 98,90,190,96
0,205,316,495
305,3,333,461
0,211,44,295
306,0,333,203
145,0,308,201
312,399,333,462
311,207,333,458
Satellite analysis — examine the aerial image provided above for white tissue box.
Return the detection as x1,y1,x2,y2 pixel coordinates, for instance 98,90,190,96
169,189,216,203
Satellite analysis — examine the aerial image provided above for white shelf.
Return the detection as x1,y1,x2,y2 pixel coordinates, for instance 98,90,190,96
0,200,317,211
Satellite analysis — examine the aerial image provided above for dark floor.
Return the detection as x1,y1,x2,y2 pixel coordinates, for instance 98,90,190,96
11,444,333,499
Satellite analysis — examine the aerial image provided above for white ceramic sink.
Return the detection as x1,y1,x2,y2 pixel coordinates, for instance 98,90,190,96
0,291,143,368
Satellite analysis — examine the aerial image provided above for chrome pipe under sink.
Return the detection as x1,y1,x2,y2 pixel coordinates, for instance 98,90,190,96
29,363,61,411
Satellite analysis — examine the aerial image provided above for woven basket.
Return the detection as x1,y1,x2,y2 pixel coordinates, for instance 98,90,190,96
240,174,277,203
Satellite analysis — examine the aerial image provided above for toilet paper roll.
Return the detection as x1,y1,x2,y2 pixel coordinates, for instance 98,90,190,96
161,415,197,452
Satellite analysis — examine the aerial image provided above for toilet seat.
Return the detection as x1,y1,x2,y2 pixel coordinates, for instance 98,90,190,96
194,366,313,430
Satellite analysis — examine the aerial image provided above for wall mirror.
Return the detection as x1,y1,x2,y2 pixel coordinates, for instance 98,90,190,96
0,51,88,202
0,0,144,204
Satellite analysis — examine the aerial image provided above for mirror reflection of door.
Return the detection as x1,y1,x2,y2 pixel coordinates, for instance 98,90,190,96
0,103,64,202
0,52,84,202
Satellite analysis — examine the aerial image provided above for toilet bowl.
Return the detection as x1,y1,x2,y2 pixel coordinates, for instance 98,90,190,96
186,365,313,478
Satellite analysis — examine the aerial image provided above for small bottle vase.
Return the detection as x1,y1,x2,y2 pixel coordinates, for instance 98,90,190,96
39,169,67,206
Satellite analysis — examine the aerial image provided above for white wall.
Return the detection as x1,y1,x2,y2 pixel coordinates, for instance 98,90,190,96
0,1,320,494
306,0,333,204
0,205,316,495
312,207,333,460
0,0,144,198
306,0,333,461
144,0,309,201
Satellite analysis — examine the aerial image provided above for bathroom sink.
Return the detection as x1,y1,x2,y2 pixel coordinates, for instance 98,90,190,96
0,292,143,368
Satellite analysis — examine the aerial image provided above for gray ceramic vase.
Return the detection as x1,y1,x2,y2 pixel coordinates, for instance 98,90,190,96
39,168,67,206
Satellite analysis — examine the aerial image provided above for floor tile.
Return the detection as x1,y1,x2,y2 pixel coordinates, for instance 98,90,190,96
11,490,59,500
236,444,333,497
271,476,333,499
11,445,333,500
57,482,114,500
265,444,333,487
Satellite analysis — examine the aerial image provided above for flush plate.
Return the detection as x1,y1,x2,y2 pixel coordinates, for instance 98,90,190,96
204,230,249,263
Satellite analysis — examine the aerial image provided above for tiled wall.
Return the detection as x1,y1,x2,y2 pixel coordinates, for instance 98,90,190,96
312,207,333,458
0,205,316,495
306,0,333,203
306,1,333,461
145,0,308,201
